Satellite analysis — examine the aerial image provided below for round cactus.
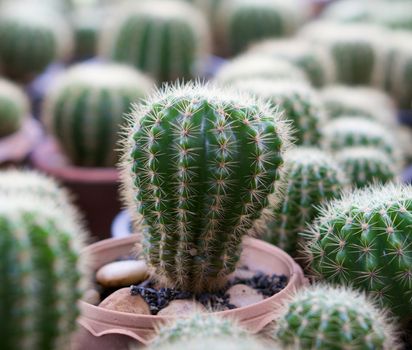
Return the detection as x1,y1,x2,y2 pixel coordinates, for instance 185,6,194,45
262,148,347,255
121,82,290,293
336,147,398,189
232,79,325,146
43,63,153,168
71,8,101,59
304,183,412,321
216,0,307,56
99,0,210,83
275,285,396,350
214,54,306,86
249,39,335,87
0,1,72,81
0,78,29,137
0,181,88,349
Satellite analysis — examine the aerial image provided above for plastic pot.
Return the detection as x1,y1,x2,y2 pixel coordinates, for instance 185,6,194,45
73,234,307,349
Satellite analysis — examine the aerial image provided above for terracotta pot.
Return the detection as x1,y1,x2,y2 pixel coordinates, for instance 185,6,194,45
0,118,43,167
30,137,121,240
73,234,306,349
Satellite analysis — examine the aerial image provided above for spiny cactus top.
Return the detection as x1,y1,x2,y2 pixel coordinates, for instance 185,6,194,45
262,147,347,255
43,63,153,168
336,147,398,189
121,82,290,293
232,79,325,146
304,183,412,320
0,192,88,350
321,0,370,23
275,285,396,350
249,39,335,87
0,1,72,81
0,78,29,137
216,0,307,55
214,54,306,86
100,0,210,83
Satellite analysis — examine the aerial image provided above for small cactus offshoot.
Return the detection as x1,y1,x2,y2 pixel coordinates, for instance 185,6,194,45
121,81,290,293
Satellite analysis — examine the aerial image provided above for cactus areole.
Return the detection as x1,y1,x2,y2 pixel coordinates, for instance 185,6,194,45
122,82,289,293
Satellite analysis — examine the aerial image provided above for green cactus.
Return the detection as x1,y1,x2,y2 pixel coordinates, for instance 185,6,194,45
371,1,412,31
275,285,396,350
249,39,335,87
43,62,153,167
304,183,412,320
0,176,88,350
262,148,347,255
99,0,210,83
0,78,29,137
336,147,398,188
214,54,306,86
0,1,72,81
71,8,101,59
232,79,325,146
121,82,290,293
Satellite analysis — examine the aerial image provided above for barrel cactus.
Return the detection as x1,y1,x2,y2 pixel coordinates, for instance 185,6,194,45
275,285,396,350
262,148,347,255
0,1,72,81
71,8,101,59
249,39,335,87
99,0,210,83
43,63,153,167
336,147,398,188
0,180,88,349
121,82,290,293
304,183,412,320
0,78,29,137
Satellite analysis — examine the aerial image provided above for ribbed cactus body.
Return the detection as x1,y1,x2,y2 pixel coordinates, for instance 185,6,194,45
275,285,395,350
0,1,72,81
232,80,324,146
305,183,412,320
43,63,153,167
249,39,335,87
336,147,397,188
71,9,101,59
100,0,210,83
263,148,346,255
0,78,29,137
122,82,289,293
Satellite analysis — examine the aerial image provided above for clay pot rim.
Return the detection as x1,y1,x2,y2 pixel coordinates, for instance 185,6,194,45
31,137,119,183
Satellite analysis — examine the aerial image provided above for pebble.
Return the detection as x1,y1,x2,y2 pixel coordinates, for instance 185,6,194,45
82,289,100,305
99,288,150,314
227,284,264,308
232,267,257,280
157,300,207,316
96,260,148,288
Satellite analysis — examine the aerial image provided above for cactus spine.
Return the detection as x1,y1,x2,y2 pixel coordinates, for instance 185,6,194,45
0,78,29,137
232,79,325,146
121,82,290,293
304,183,412,320
275,285,396,350
262,148,347,255
100,0,210,83
43,63,153,167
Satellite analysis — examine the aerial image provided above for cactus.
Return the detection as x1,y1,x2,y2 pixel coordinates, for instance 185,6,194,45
121,81,290,293
262,148,347,255
0,177,88,350
232,79,325,146
321,0,371,23
43,63,153,167
336,147,398,189
71,8,101,59
214,54,306,86
304,183,412,320
99,0,210,83
249,39,335,87
0,1,72,81
300,22,386,86
275,285,396,350
0,78,29,137
371,1,412,31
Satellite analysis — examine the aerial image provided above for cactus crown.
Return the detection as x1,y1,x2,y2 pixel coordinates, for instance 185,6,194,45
121,81,290,293
304,183,412,320
0,78,29,137
275,285,396,350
